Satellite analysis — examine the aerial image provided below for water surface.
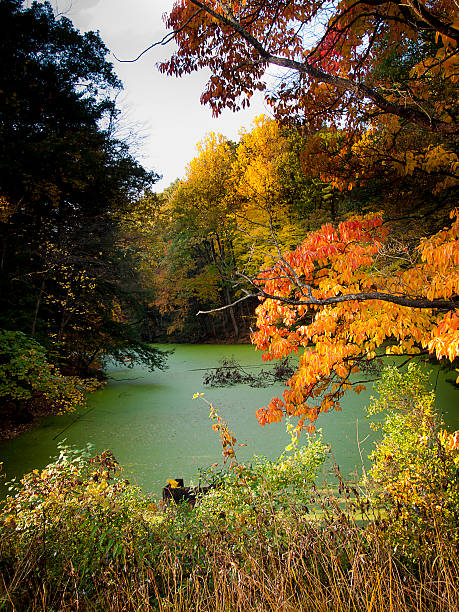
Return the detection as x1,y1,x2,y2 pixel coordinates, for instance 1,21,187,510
1,345,458,497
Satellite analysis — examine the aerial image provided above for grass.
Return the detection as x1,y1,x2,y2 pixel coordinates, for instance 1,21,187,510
1,365,458,611
1,475,458,612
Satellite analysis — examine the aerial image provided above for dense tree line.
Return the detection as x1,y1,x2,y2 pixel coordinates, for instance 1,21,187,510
0,0,166,428
0,2,458,608
134,108,456,343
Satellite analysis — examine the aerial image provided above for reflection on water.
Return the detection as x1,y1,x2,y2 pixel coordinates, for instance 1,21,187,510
1,345,458,498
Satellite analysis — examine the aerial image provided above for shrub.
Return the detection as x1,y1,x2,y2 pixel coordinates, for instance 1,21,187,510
367,363,459,557
194,435,328,525
0,443,157,598
0,329,100,416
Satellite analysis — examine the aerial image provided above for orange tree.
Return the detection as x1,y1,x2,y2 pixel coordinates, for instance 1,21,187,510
245,210,459,430
161,0,458,134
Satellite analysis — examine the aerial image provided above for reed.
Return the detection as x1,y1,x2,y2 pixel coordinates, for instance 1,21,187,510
1,486,458,612
1,367,458,611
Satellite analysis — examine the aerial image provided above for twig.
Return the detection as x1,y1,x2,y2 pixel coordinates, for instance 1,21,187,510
113,9,202,63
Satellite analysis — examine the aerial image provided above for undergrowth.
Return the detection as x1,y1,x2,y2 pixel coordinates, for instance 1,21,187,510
0,364,458,611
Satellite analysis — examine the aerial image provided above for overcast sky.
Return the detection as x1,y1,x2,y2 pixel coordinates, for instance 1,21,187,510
32,0,269,190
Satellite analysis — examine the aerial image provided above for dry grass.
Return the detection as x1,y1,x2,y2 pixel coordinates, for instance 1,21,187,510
2,502,458,612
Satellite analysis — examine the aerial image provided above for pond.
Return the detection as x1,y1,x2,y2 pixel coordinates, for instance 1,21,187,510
1,344,458,498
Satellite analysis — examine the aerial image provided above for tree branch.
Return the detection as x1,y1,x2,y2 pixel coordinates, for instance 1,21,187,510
396,0,459,44
253,286,458,311
196,279,458,315
197,293,254,315
189,0,458,135
114,9,202,63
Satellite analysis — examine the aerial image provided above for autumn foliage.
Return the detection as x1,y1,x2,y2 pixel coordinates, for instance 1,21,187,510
162,0,458,135
161,0,459,239
252,210,459,429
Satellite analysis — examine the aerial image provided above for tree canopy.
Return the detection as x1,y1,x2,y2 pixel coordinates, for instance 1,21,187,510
161,0,458,134
0,0,166,422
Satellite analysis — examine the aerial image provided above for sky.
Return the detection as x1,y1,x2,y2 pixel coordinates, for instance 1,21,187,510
30,0,269,190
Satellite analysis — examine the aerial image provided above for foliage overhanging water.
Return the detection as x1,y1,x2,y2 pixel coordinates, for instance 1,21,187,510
1,345,458,498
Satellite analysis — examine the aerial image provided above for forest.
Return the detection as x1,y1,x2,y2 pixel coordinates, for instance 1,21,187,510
0,0,458,610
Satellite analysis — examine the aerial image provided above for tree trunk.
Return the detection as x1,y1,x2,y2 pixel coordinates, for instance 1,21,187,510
225,286,239,339
31,278,46,336
330,196,336,222
0,235,6,275
210,315,217,339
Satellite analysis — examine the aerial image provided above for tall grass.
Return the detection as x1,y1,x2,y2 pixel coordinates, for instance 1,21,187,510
1,481,458,611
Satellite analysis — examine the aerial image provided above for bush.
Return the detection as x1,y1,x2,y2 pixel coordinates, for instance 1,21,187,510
194,435,328,525
0,329,101,416
367,363,459,557
0,443,157,599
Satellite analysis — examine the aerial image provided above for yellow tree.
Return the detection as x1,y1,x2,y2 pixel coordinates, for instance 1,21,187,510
232,116,316,275
149,134,241,338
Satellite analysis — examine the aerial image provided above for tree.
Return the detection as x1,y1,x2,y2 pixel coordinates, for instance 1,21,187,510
298,123,458,229
161,0,458,134
245,209,458,429
231,116,309,272
149,134,242,339
0,330,100,424
122,185,224,341
137,118,340,341
0,0,166,377
161,1,458,229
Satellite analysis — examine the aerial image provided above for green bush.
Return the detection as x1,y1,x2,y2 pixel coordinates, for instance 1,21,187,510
0,433,328,600
0,329,100,414
367,363,459,557
194,435,328,525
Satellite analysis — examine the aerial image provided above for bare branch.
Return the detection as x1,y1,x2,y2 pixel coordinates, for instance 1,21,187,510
113,9,202,63
196,293,254,315
198,267,458,314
